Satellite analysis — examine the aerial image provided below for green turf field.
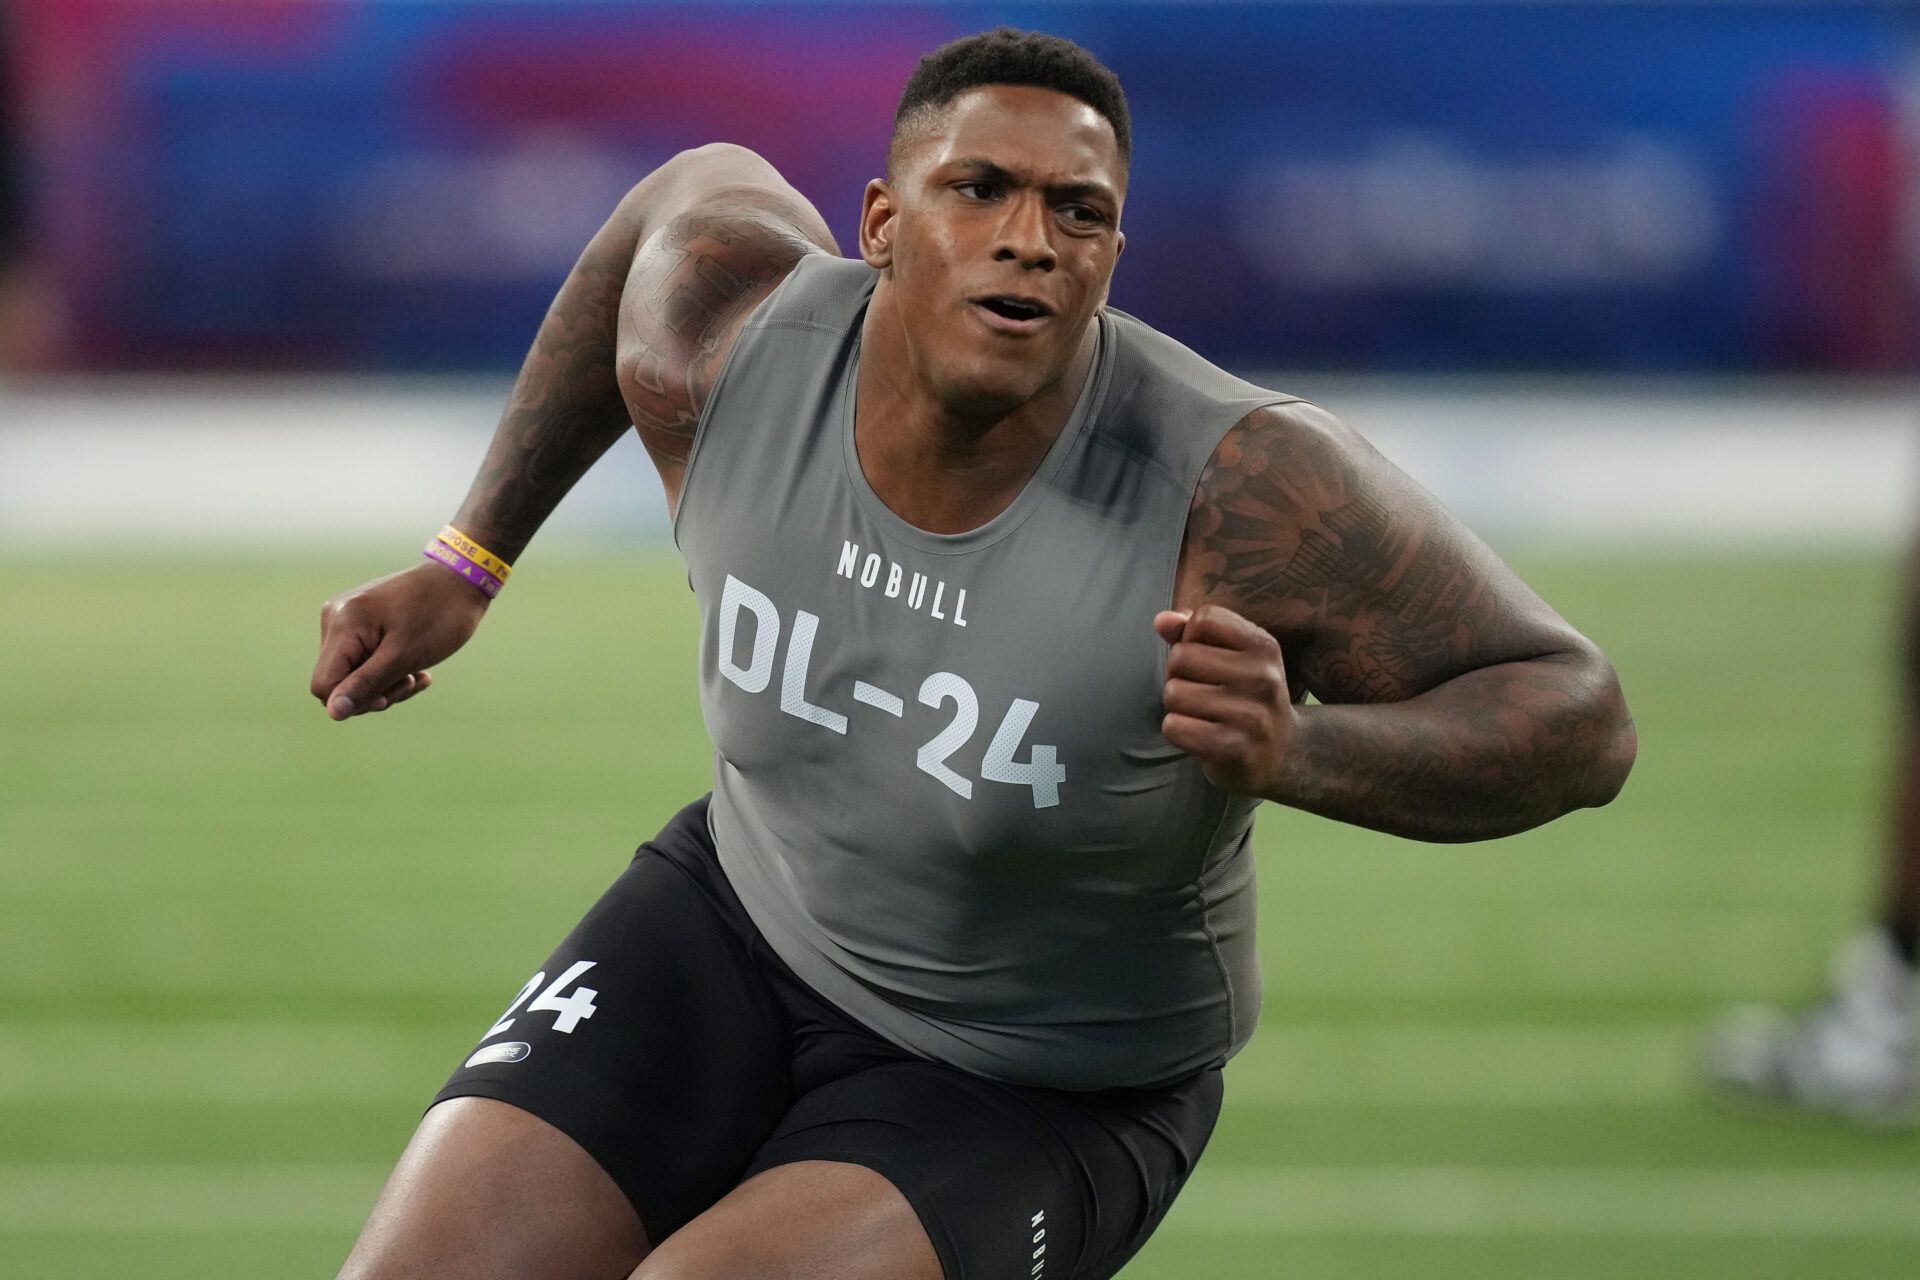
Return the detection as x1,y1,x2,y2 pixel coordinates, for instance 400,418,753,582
3,548,1917,1278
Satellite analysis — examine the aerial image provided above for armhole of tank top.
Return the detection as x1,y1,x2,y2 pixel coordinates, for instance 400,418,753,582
669,254,815,551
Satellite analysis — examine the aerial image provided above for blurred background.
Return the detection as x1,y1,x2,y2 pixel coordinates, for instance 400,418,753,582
3,1,1918,1276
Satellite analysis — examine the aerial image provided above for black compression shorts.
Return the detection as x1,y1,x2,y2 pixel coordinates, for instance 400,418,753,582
434,796,1222,1280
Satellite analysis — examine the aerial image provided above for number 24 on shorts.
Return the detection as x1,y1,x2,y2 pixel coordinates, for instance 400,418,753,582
483,961,599,1040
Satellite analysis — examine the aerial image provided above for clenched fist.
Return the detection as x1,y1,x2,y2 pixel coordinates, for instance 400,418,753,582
1155,603,1298,798
311,562,491,720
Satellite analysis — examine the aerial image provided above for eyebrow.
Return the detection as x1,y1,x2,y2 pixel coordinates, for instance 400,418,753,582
945,158,1119,207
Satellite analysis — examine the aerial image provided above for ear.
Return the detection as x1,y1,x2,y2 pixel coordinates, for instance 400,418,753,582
1115,229,1126,261
859,178,896,269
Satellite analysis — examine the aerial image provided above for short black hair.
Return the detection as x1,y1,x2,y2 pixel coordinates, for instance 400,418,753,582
890,28,1131,173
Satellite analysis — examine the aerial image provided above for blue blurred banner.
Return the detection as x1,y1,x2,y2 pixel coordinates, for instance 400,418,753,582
15,1,1919,372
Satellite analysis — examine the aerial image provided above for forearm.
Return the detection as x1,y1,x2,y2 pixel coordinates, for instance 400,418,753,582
451,192,656,563
1271,649,1637,842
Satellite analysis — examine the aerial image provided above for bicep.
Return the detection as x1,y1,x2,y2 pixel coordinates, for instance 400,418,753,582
614,148,839,477
1181,403,1587,704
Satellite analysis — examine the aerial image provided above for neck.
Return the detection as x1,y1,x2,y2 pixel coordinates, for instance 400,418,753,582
855,276,1097,534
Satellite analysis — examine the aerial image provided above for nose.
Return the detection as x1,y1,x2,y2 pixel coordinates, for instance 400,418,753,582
992,192,1056,272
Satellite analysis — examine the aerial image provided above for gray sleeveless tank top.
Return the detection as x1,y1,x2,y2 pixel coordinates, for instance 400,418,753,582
675,254,1297,1090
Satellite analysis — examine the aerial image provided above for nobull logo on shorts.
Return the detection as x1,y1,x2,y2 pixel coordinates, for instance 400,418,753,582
463,1041,532,1069
1028,1208,1047,1276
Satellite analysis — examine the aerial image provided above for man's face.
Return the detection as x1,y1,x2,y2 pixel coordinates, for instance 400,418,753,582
861,84,1126,417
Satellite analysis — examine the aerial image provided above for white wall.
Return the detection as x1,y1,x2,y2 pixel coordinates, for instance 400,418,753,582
2,375,1914,551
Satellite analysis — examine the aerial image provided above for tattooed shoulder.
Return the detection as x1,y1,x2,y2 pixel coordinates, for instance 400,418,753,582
616,194,824,469
1180,401,1567,704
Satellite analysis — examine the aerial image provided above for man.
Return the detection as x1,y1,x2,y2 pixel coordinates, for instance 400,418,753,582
312,29,1637,1280
1706,558,1918,1122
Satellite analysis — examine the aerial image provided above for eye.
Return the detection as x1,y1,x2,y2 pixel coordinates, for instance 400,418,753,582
955,180,1000,201
1060,204,1105,226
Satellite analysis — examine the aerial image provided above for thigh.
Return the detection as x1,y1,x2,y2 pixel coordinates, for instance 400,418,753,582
340,1096,646,1280
347,799,796,1276
629,1159,940,1280
734,1060,1224,1280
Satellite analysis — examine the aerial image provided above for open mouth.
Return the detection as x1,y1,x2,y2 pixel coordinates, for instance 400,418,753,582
971,295,1053,330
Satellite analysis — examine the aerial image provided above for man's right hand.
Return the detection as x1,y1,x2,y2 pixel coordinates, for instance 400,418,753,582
311,562,491,721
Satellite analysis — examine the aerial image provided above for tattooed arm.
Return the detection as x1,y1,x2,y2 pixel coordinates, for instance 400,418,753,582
1162,402,1636,841
310,144,837,720
465,143,836,556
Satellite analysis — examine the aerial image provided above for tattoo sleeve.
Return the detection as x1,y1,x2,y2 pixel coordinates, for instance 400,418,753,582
614,198,826,481
451,169,832,563
1183,404,1636,840
450,198,649,565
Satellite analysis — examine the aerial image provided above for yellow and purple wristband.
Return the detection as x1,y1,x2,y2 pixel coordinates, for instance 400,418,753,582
423,525,513,598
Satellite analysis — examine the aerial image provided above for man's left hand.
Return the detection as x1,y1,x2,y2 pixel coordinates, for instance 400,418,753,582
1155,603,1298,798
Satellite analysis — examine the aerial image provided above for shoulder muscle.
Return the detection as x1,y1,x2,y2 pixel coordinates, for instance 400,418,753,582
1178,401,1587,703
614,148,838,480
